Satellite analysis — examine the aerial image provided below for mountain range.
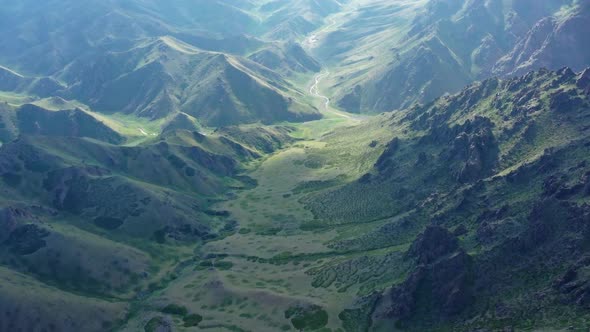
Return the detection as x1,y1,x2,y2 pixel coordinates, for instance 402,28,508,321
0,0,590,331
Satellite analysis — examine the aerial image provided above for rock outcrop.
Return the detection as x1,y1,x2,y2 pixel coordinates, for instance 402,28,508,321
374,226,474,321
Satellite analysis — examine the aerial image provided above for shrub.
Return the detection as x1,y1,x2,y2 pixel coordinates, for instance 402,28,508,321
183,313,203,327
161,304,188,316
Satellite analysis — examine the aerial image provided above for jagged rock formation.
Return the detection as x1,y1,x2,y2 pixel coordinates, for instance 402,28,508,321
329,0,590,114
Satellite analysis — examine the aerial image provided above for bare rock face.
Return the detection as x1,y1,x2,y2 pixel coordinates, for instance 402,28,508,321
493,17,556,76
549,87,585,113
406,225,459,265
446,116,499,183
554,258,590,308
494,5,590,77
577,68,590,95
374,226,474,322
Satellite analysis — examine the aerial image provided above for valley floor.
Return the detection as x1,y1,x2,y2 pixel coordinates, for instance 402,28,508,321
121,68,394,331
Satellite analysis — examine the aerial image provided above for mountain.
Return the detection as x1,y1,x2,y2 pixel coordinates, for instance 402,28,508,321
319,0,590,114
259,0,347,40
0,118,296,330
249,41,321,76
1,1,590,331
303,67,590,330
0,66,64,98
0,103,123,144
59,37,320,125
493,0,590,76
0,0,322,127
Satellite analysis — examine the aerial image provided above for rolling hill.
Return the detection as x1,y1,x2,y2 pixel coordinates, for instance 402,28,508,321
1,1,590,331
60,37,320,125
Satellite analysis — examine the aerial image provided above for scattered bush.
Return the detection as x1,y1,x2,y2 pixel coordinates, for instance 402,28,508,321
161,304,188,316
183,313,203,327
144,316,167,332
285,305,328,331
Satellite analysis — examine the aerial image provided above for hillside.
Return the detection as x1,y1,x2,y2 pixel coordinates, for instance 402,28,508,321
302,67,590,330
0,66,64,98
105,68,590,332
1,1,590,332
60,37,320,125
0,0,323,127
0,120,297,331
317,0,590,114
249,41,321,76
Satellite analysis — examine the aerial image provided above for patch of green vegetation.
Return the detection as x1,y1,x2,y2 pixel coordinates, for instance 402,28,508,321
285,305,329,331
161,304,188,316
2,172,21,187
238,228,251,234
144,316,167,332
93,216,124,230
183,313,203,327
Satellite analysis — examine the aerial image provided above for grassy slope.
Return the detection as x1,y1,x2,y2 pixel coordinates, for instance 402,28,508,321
313,0,586,115
118,67,590,332
118,66,399,330
0,97,307,332
1,2,589,332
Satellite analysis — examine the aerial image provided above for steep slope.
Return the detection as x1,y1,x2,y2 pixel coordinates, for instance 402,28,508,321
319,0,589,114
0,103,123,144
249,41,321,76
60,37,320,126
0,65,64,97
0,0,262,75
15,104,124,144
0,119,298,331
494,0,590,76
258,0,347,40
302,68,590,330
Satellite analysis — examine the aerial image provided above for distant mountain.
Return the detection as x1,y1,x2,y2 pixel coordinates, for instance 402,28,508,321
259,0,346,40
0,66,64,98
0,0,323,127
322,0,590,114
493,0,590,76
59,37,319,125
249,41,321,76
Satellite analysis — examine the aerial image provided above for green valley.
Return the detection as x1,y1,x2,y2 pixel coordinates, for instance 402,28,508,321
1,1,590,332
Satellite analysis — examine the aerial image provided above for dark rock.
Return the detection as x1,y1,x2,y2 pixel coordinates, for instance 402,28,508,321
407,225,459,265
550,89,585,113
385,250,474,319
375,138,400,172
445,117,498,182
477,205,509,223
415,151,428,166
453,224,468,236
553,269,578,289
93,216,124,230
476,221,495,245
577,68,590,95
556,67,577,84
